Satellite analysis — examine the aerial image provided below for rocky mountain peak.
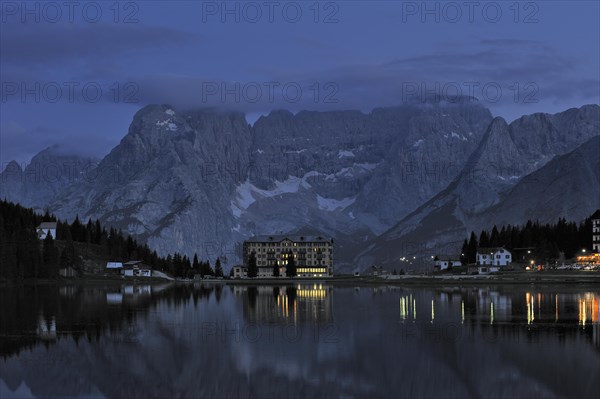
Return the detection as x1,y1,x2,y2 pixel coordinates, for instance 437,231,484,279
2,160,23,174
3,102,597,272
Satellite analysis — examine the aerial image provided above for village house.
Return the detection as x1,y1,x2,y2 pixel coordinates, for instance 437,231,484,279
576,210,600,269
434,255,462,271
371,265,390,276
121,260,152,277
240,235,334,278
36,222,57,240
476,247,512,274
232,265,246,278
106,262,123,274
592,209,600,253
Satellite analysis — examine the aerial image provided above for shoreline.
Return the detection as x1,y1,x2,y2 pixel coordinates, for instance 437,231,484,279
223,272,600,286
2,271,599,287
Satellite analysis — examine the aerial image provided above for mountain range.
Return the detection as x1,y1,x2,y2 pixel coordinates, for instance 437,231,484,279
1,100,598,272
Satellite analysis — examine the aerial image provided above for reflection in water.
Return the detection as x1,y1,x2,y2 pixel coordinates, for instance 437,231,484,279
36,315,57,341
0,283,599,398
579,293,599,326
235,284,333,324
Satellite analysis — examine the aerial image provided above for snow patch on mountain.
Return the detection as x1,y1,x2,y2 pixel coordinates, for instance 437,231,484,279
324,163,380,181
338,150,355,158
230,175,314,217
316,195,356,211
413,139,425,148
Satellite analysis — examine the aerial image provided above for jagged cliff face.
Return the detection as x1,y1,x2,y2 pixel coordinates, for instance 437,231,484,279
0,146,97,212
356,105,600,270
1,101,492,267
476,135,600,228
50,105,254,259
1,102,598,271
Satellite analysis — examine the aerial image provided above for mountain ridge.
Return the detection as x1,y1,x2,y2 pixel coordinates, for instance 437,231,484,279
1,102,598,272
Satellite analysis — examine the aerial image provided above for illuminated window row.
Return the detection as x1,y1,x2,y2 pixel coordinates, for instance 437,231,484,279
297,268,327,274
297,289,327,298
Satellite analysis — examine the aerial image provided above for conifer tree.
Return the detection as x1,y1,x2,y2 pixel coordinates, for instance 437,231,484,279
285,251,297,277
247,252,258,278
215,258,223,277
42,234,59,278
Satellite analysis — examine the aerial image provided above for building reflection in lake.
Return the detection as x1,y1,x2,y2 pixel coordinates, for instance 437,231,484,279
105,284,156,306
36,315,57,341
2,283,600,399
398,287,600,351
234,284,333,324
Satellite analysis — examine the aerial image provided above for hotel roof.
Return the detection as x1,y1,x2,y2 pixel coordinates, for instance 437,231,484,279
245,235,332,243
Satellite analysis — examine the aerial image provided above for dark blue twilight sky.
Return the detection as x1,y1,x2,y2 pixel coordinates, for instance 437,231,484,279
1,1,599,164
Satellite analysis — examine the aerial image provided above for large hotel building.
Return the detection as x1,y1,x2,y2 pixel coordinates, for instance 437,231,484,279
237,235,334,278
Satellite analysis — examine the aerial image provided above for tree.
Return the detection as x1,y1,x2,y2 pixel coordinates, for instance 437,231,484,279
466,232,478,264
247,252,258,278
215,258,223,277
285,251,297,277
16,228,39,279
490,225,500,247
59,242,76,269
203,261,214,277
479,230,490,248
272,262,280,277
192,254,200,271
461,239,469,264
42,234,59,278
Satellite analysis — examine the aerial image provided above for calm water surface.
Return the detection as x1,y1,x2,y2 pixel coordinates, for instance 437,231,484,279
0,283,599,398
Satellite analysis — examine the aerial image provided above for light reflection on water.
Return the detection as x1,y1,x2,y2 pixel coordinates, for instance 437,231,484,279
0,283,599,398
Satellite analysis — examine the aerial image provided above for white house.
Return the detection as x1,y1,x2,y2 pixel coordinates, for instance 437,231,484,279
477,247,512,268
37,222,57,240
232,266,247,278
434,256,462,271
106,262,123,271
121,260,152,277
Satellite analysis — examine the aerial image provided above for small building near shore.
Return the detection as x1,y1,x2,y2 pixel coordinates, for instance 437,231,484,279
477,247,512,267
232,266,247,278
106,262,123,273
371,265,390,276
121,260,152,277
576,252,600,269
592,209,600,253
434,256,462,271
37,222,57,240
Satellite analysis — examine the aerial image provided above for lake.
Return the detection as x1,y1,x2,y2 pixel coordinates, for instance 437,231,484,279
1,282,599,398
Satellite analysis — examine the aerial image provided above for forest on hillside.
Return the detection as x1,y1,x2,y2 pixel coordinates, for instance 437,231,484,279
461,214,597,265
0,200,222,281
